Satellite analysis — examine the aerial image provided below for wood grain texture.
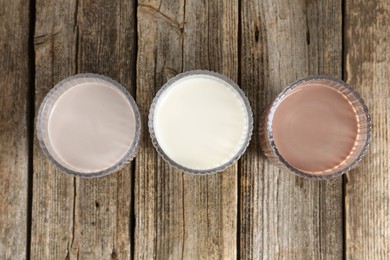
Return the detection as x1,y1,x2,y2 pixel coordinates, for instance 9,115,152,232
239,0,343,259
1,0,386,258
31,1,77,258
344,0,390,258
31,0,135,259
0,0,30,258
74,0,135,258
135,0,238,259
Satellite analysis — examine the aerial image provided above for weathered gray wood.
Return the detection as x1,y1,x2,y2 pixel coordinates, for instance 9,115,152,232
135,0,238,259
31,0,135,259
31,0,77,259
0,0,30,258
31,0,81,258
239,0,343,259
344,0,390,259
73,0,135,258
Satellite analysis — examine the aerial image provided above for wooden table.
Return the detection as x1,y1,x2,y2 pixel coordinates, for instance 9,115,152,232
1,0,389,259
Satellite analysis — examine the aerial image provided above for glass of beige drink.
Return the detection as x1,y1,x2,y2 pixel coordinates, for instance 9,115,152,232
260,76,371,179
37,74,141,178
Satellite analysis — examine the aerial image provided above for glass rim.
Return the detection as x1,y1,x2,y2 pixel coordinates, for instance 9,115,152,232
265,75,372,179
36,73,142,178
148,70,254,175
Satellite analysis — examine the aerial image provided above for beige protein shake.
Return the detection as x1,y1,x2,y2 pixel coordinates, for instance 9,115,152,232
37,74,141,178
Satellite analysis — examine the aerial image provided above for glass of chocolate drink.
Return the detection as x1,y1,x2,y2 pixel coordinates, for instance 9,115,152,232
260,76,371,179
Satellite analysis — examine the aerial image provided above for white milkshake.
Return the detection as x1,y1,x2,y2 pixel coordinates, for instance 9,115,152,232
149,71,253,173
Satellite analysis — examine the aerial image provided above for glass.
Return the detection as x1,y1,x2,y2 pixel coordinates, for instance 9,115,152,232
260,76,372,179
37,73,141,178
149,70,253,174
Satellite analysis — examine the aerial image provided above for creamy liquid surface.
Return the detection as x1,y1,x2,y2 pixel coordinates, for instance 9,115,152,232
153,75,249,170
48,81,136,173
272,83,358,173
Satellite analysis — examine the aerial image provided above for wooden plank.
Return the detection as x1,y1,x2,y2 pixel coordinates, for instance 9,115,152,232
31,0,80,258
344,0,390,259
31,0,135,259
73,0,135,258
0,0,30,258
135,0,238,259
239,0,343,259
